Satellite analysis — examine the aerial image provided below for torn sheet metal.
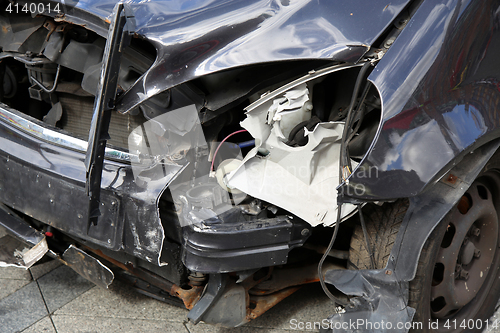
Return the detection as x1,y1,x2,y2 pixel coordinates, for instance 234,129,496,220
0,235,48,269
324,269,415,333
0,204,49,268
130,104,242,230
228,83,356,226
127,105,196,264
62,245,114,289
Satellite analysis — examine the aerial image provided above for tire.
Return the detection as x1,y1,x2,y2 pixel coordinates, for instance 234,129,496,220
347,199,408,270
348,172,500,332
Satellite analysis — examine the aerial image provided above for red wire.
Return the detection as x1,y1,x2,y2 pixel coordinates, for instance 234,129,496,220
210,129,248,172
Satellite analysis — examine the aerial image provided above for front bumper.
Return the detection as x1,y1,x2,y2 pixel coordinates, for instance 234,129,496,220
0,103,170,265
182,216,310,273
0,103,310,276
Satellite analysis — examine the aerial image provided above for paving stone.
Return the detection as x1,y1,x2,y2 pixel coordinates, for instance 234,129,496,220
0,282,48,333
0,278,31,300
51,315,299,333
51,315,186,333
0,266,32,280
36,264,95,313
29,259,62,280
21,316,56,333
54,278,188,321
190,323,302,333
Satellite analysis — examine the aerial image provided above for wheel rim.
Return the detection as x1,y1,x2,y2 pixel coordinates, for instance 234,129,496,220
430,178,499,319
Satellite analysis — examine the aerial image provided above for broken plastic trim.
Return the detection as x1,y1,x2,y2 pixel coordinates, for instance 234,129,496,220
227,63,365,226
0,235,48,269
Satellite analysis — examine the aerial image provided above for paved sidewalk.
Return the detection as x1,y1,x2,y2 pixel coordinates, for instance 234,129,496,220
1,224,500,333
0,262,332,333
0,227,335,333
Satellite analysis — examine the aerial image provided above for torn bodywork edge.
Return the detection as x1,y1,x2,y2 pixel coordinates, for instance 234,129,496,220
62,245,114,288
323,139,500,332
0,204,50,268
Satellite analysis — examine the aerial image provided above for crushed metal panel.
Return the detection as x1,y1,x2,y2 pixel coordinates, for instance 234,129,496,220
127,104,201,265
0,204,49,268
62,245,114,289
324,269,415,333
0,235,48,269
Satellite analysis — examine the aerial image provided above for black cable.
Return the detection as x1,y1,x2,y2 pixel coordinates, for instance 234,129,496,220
339,61,372,177
347,82,372,144
318,61,372,311
318,204,349,309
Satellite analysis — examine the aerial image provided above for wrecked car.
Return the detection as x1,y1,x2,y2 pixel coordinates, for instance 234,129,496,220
2,0,500,331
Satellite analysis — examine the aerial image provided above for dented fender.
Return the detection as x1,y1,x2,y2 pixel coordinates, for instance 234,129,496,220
325,138,500,333
343,0,500,201
52,0,413,113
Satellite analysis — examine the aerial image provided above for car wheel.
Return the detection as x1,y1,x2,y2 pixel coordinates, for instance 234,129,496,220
348,171,500,332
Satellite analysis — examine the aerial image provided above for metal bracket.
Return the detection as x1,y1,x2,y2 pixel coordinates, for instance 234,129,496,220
62,245,114,289
187,274,228,324
84,2,134,233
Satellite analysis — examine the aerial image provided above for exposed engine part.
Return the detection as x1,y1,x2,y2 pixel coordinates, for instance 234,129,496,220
238,199,264,216
59,93,145,148
28,63,60,94
188,271,207,286
1,65,18,99
185,183,230,211
4,59,60,103
42,101,63,126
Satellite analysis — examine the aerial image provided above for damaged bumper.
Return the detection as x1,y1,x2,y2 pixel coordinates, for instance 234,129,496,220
0,204,49,269
182,216,309,273
0,103,173,266
4,0,500,331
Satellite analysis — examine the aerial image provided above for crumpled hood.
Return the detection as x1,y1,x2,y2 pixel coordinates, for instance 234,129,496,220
65,0,411,112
